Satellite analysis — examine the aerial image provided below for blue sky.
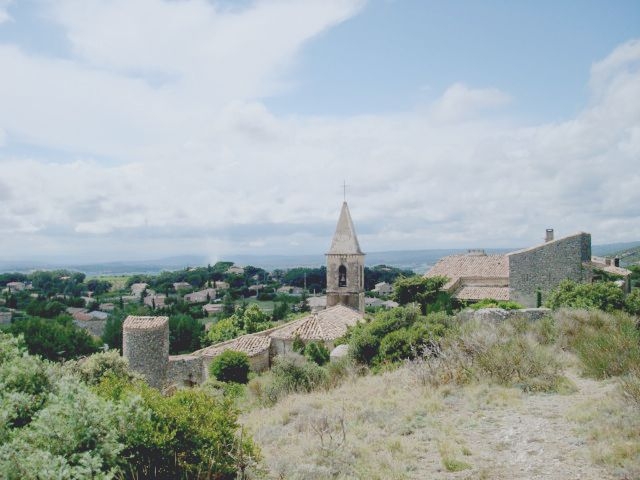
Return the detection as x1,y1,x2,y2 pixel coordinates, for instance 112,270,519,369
0,0,639,262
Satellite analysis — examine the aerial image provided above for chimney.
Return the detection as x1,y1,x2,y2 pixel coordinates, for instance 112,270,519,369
545,229,554,242
614,257,620,267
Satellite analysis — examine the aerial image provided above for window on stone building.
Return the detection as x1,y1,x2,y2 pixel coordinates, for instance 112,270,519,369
339,265,347,287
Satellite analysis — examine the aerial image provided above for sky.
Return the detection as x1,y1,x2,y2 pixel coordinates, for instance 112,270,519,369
1,0,639,263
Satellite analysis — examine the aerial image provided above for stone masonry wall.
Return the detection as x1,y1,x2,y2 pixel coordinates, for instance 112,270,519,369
508,233,591,307
326,254,365,312
166,354,204,387
123,316,169,390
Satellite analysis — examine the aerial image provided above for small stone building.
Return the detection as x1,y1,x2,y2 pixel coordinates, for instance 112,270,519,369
123,316,169,389
426,230,631,307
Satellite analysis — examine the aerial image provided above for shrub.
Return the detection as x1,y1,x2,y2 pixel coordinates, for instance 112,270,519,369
546,280,625,312
378,329,420,363
304,341,330,365
292,334,305,353
69,350,138,386
556,309,640,378
265,354,327,403
625,288,640,315
349,330,380,365
209,350,250,384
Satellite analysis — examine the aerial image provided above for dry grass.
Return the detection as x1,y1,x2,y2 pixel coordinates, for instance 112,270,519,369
241,309,638,479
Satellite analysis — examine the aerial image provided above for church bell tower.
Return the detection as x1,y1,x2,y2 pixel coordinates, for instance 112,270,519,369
326,202,365,313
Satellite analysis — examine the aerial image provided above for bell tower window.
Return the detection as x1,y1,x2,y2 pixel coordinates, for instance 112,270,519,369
338,265,347,287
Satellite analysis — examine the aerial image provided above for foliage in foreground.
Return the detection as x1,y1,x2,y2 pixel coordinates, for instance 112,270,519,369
0,333,258,479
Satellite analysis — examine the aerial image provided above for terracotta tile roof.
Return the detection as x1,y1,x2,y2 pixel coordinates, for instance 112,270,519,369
454,286,510,301
198,334,271,358
425,254,509,290
123,316,168,330
269,304,362,341
585,261,631,277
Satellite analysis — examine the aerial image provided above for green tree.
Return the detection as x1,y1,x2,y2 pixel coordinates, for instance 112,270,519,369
209,350,250,384
169,314,204,354
304,341,330,365
393,276,448,314
7,315,100,361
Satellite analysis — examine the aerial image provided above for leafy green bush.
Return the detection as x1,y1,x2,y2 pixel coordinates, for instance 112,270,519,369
68,350,139,386
546,280,625,312
209,350,251,384
349,329,380,365
304,341,330,365
625,288,640,315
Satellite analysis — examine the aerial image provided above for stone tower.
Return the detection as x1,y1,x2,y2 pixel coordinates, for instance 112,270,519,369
326,202,365,313
123,315,169,389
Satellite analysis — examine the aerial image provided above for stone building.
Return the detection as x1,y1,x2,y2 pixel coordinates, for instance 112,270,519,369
123,316,169,389
326,202,365,313
425,230,631,307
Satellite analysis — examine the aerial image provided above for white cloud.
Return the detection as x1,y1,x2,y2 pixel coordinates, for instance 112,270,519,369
0,3,638,261
430,83,511,122
0,0,13,24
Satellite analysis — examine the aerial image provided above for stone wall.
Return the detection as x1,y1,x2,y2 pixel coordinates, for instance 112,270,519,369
326,253,365,312
123,316,169,390
508,233,591,307
166,354,204,387
0,311,12,325
458,307,552,323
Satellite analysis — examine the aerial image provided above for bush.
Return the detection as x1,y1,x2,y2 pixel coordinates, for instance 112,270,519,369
556,309,640,378
69,350,139,386
546,280,625,312
265,354,328,403
209,350,250,384
304,341,330,365
349,330,380,366
625,288,640,315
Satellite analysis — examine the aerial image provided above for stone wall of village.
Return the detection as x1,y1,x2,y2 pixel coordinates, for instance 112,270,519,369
166,354,204,387
508,233,591,307
123,316,169,390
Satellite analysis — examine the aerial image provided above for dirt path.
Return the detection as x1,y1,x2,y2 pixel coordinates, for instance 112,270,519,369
434,373,618,480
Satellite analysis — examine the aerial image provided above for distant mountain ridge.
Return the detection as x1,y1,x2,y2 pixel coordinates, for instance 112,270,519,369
2,241,638,275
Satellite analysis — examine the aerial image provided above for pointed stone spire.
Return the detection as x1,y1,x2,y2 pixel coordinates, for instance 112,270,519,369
327,202,363,255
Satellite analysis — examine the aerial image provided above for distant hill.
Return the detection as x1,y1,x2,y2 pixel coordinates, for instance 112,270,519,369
2,241,638,275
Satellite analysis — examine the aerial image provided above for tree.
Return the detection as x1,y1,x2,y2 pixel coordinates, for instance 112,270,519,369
393,276,448,314
169,314,204,354
7,315,100,361
304,341,330,365
209,350,250,384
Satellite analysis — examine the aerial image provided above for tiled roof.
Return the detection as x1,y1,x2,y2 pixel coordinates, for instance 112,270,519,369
454,286,510,301
269,304,362,341
123,316,168,330
585,261,631,277
425,254,509,290
198,334,271,358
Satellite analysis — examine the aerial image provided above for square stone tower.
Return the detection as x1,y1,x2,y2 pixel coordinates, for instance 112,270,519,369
326,202,365,313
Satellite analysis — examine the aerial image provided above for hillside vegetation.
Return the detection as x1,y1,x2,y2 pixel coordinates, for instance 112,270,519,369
241,308,640,479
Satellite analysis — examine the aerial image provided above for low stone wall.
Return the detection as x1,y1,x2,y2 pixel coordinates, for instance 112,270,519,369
0,311,12,325
459,307,552,323
167,354,204,387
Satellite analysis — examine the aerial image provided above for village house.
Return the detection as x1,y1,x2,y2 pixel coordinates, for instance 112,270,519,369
144,294,166,309
373,281,393,295
130,282,148,296
425,229,632,307
173,282,191,291
226,265,245,275
6,281,26,292
184,288,216,303
202,303,223,316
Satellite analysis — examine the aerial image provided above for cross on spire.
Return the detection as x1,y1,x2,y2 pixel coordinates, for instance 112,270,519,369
342,180,348,202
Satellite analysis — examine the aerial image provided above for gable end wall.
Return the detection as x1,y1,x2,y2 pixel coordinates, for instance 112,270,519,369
509,233,591,307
